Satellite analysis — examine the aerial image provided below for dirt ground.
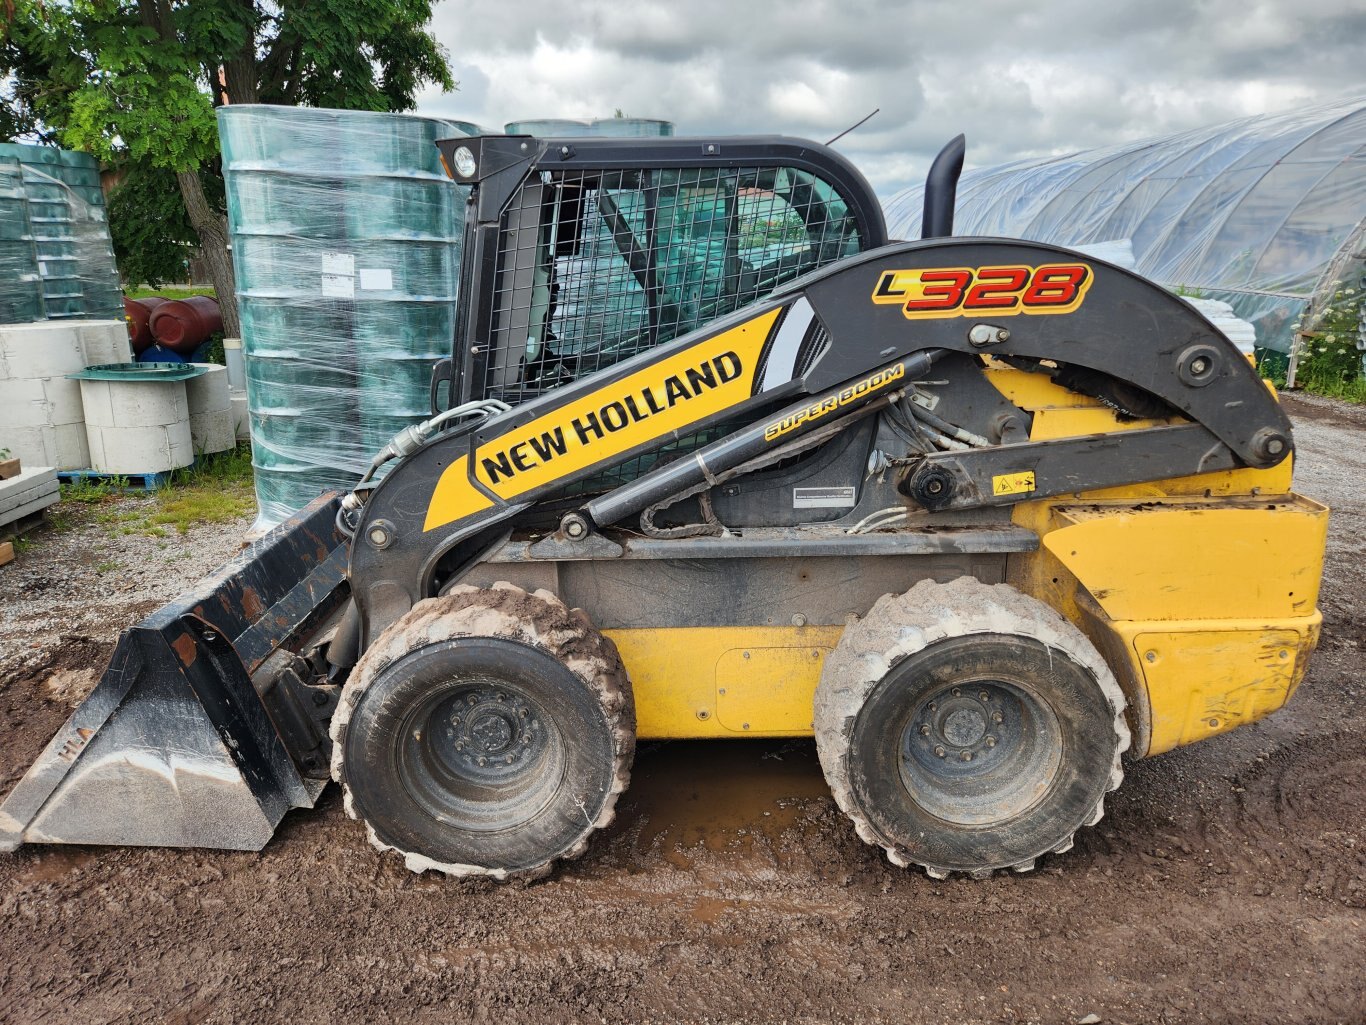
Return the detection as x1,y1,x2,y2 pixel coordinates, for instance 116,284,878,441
0,395,1362,1025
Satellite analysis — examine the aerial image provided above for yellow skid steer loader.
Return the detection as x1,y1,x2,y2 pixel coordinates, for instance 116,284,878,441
0,134,1327,880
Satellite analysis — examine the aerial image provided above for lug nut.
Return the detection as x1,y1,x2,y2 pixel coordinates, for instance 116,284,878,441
991,711,1003,723
951,687,961,697
960,751,973,762
985,736,997,748
478,757,487,766
978,692,989,703
933,745,946,758
919,723,931,735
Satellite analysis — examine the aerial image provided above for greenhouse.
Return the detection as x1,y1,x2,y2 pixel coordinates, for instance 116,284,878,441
883,97,1366,363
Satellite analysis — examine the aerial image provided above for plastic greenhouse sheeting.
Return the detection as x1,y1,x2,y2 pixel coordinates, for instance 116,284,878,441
219,105,475,530
883,97,1366,355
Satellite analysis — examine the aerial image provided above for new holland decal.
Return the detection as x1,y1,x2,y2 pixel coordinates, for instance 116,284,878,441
423,307,782,532
872,262,1093,320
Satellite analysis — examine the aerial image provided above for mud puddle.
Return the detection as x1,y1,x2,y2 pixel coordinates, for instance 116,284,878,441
614,739,830,867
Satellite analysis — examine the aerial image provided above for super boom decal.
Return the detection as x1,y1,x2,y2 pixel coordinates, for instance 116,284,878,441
872,262,1093,320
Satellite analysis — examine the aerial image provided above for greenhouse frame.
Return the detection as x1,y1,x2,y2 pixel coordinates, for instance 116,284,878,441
883,97,1366,363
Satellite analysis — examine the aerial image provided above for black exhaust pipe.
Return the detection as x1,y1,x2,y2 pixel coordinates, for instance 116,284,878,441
921,134,965,239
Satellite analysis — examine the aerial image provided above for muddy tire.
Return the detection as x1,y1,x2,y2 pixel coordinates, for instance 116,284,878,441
330,583,634,880
814,576,1129,879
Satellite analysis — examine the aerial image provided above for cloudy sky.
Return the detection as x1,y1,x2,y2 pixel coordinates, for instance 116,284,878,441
413,0,1365,198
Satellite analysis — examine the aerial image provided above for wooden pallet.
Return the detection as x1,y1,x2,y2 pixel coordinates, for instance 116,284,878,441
0,509,47,541
57,468,176,492
0,467,60,530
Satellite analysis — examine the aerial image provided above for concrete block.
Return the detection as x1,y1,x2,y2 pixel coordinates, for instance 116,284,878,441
84,421,193,474
75,321,134,366
2,423,88,471
230,390,250,442
77,379,190,429
0,322,87,380
0,466,59,517
186,365,234,454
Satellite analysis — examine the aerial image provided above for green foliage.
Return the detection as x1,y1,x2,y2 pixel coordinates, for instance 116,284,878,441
3,0,454,286
107,162,223,285
1295,284,1365,403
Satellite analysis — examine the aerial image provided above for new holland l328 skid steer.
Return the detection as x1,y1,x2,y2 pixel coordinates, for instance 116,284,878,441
0,133,1328,880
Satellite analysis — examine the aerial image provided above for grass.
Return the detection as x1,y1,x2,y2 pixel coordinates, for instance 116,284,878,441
59,443,258,539
124,285,216,301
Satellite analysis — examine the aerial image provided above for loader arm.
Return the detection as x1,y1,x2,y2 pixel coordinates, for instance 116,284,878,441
347,237,1291,644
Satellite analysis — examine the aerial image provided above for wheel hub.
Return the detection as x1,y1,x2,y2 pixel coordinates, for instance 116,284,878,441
431,687,545,782
910,685,1009,767
897,677,1062,826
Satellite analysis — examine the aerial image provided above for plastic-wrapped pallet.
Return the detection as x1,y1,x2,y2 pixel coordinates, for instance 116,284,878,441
0,157,46,323
0,321,91,469
218,105,473,530
0,144,124,322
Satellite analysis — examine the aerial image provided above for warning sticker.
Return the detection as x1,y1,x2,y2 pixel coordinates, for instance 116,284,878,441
793,486,857,509
991,471,1037,497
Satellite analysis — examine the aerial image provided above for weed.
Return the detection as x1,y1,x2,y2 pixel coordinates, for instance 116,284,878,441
61,475,129,504
95,560,121,574
1294,282,1364,403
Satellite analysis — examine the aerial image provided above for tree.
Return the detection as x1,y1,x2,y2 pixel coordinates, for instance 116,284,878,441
2,0,454,335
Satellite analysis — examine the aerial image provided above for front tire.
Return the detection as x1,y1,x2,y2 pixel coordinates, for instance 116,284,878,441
330,583,634,880
814,577,1128,878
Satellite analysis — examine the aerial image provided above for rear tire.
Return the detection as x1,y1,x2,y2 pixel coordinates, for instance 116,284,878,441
330,583,634,880
814,577,1128,878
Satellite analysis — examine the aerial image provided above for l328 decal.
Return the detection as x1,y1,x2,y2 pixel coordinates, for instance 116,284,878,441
872,263,1092,320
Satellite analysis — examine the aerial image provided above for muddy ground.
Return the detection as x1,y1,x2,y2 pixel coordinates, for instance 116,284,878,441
0,395,1362,1025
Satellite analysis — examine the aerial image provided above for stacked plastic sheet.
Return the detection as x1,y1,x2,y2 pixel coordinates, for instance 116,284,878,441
219,105,475,528
0,143,123,323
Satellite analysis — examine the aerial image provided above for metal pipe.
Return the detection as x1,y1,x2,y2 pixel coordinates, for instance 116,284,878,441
921,135,965,240
585,350,944,528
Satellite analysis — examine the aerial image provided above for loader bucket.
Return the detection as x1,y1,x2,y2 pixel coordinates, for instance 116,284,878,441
0,494,349,853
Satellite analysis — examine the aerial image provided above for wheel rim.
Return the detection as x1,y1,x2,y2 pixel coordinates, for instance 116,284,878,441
397,677,566,834
897,677,1063,827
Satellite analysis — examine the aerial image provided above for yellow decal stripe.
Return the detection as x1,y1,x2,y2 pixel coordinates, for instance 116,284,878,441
424,307,782,533
423,455,494,532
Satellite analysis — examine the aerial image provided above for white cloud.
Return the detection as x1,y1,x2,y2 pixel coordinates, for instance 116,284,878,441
414,0,1366,196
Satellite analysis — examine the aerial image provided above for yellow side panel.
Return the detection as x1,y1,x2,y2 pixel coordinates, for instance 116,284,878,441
1043,498,1328,622
1119,618,1319,755
604,626,842,739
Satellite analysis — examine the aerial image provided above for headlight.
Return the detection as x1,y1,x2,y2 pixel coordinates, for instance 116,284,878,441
453,146,477,178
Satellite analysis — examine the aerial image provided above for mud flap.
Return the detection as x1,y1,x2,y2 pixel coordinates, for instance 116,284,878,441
0,495,350,852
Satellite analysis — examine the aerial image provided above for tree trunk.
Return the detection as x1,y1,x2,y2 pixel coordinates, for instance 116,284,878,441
176,169,240,337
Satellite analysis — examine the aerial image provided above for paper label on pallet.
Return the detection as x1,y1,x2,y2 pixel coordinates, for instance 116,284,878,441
320,273,355,298
358,268,393,291
321,252,354,276
38,261,48,277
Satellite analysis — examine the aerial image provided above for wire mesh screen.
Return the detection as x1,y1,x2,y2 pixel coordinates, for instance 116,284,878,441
477,164,864,403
